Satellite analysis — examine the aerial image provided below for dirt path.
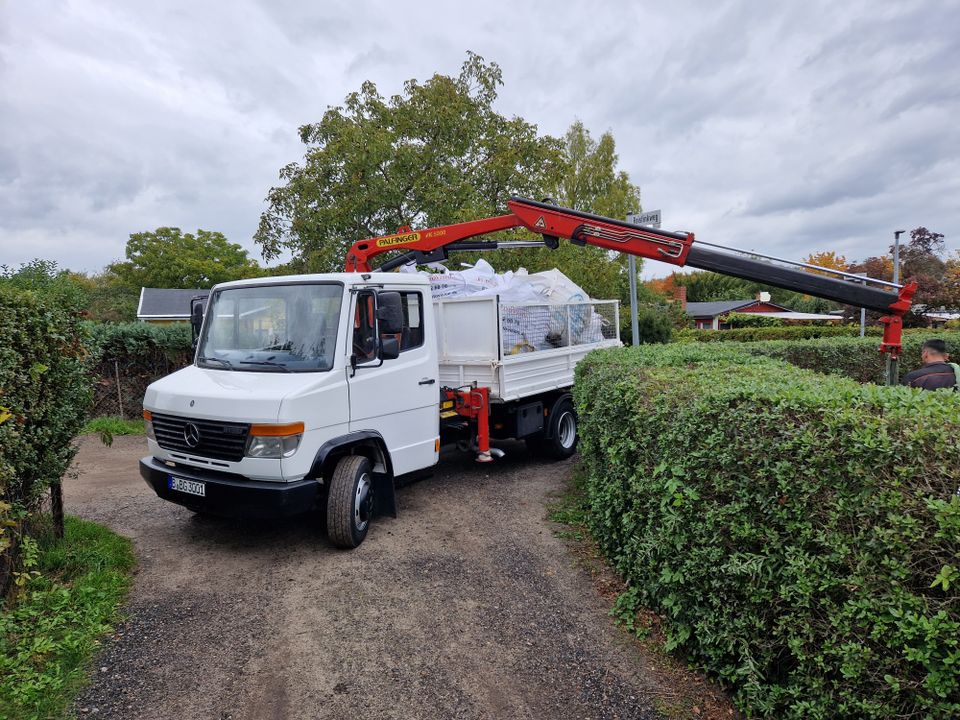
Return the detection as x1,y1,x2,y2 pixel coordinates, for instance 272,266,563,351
66,436,673,720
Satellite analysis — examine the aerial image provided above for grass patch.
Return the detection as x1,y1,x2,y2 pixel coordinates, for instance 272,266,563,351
0,516,135,720
547,467,590,540
80,417,144,437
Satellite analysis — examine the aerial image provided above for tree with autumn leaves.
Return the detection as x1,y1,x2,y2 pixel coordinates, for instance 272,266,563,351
643,229,956,326
842,228,960,325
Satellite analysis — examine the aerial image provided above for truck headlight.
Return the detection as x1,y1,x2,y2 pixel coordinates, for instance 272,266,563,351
246,422,304,459
143,409,156,441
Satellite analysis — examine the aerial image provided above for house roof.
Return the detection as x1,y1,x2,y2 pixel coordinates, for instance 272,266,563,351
685,300,755,317
685,299,793,318
137,288,209,319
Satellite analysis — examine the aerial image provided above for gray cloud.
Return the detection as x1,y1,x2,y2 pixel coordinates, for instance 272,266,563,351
0,0,956,281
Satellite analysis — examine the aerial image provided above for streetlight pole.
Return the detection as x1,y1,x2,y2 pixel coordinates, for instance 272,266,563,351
886,230,907,386
893,230,906,285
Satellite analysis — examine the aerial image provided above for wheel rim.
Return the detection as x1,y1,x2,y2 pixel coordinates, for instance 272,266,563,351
557,411,576,449
354,472,372,532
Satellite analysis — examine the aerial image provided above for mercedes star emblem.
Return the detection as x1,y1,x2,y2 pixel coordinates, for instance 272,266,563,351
183,423,201,448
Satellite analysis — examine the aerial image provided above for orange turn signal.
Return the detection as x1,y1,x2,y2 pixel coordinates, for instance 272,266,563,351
249,422,305,437
143,409,152,421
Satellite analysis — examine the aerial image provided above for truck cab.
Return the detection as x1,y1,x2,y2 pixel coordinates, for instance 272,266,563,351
140,272,440,547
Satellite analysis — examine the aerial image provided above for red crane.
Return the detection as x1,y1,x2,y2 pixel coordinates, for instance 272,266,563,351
345,197,915,361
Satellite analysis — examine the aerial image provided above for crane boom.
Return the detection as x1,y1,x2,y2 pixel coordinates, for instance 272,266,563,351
344,197,916,358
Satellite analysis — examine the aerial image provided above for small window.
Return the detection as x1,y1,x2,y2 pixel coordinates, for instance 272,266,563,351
398,292,424,351
352,291,378,364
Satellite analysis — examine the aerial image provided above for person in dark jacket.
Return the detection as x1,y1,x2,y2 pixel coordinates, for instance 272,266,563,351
901,339,958,390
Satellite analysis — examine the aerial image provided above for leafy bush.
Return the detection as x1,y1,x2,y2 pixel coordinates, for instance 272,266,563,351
0,260,89,314
676,325,958,344
740,332,960,384
668,331,960,384
83,322,192,418
83,321,192,362
675,325,873,343
723,311,786,328
574,345,960,718
620,306,674,345
0,288,91,593
619,305,676,345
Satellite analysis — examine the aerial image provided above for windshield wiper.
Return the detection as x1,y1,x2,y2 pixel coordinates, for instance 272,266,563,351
198,356,234,369
238,360,292,373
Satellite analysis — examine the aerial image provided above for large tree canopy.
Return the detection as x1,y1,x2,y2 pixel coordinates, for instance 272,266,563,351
110,227,260,290
255,54,645,305
482,120,642,302
256,54,567,272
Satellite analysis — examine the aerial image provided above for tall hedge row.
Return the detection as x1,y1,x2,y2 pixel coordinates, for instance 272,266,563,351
574,345,960,718
83,322,192,418
730,332,960,385
675,325,877,343
0,288,91,592
675,325,958,344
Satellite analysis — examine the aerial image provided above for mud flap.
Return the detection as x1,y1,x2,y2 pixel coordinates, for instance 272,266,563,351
373,473,397,518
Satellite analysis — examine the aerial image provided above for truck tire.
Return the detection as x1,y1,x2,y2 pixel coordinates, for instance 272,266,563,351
327,455,374,549
527,397,578,460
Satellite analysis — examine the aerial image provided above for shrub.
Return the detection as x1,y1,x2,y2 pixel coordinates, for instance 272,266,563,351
742,332,960,384
676,325,959,344
668,331,960,385
724,311,786,328
574,345,960,718
675,325,873,343
619,305,675,345
0,288,91,593
83,322,192,418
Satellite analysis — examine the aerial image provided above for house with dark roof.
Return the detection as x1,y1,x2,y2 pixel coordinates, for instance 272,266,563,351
683,291,842,330
137,288,209,324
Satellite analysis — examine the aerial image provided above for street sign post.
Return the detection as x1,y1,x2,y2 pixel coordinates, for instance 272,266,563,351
626,210,662,346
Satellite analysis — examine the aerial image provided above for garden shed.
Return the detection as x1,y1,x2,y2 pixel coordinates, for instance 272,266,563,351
137,288,209,324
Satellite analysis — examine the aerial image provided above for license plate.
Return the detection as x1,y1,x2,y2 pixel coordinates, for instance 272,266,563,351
168,475,205,497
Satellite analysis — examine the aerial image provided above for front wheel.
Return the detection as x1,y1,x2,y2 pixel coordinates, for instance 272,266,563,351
327,455,374,548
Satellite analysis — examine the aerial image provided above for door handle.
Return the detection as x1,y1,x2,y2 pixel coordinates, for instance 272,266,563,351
419,378,436,385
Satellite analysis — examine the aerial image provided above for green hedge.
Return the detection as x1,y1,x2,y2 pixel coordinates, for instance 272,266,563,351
726,332,960,385
83,321,192,361
667,331,960,385
574,345,960,718
82,322,192,418
675,326,958,344
0,288,91,593
675,325,877,343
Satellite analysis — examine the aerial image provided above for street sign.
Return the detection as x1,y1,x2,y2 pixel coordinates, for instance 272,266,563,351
627,209,661,228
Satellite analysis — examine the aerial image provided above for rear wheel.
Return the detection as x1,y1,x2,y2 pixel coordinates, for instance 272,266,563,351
526,397,578,460
327,455,374,548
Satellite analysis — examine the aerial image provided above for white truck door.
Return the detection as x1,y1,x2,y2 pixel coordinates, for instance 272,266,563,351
347,288,439,476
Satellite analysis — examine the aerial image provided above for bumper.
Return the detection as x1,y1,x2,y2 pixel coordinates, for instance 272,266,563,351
139,456,320,519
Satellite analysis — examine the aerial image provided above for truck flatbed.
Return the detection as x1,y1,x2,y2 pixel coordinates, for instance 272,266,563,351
434,296,620,401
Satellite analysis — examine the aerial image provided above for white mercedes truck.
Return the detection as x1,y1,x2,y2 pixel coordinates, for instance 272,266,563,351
140,272,619,548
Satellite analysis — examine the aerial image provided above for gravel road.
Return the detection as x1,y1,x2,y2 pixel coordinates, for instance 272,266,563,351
66,435,672,720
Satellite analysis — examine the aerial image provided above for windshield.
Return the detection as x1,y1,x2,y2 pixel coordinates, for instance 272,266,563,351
197,283,342,372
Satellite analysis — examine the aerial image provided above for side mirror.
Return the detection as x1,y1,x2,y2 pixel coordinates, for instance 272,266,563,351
380,336,400,361
190,299,205,342
377,291,404,335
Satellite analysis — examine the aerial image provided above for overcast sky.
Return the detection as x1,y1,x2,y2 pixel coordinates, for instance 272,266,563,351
1,0,958,281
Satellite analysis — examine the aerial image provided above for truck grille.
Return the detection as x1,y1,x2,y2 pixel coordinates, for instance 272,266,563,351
152,413,250,462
